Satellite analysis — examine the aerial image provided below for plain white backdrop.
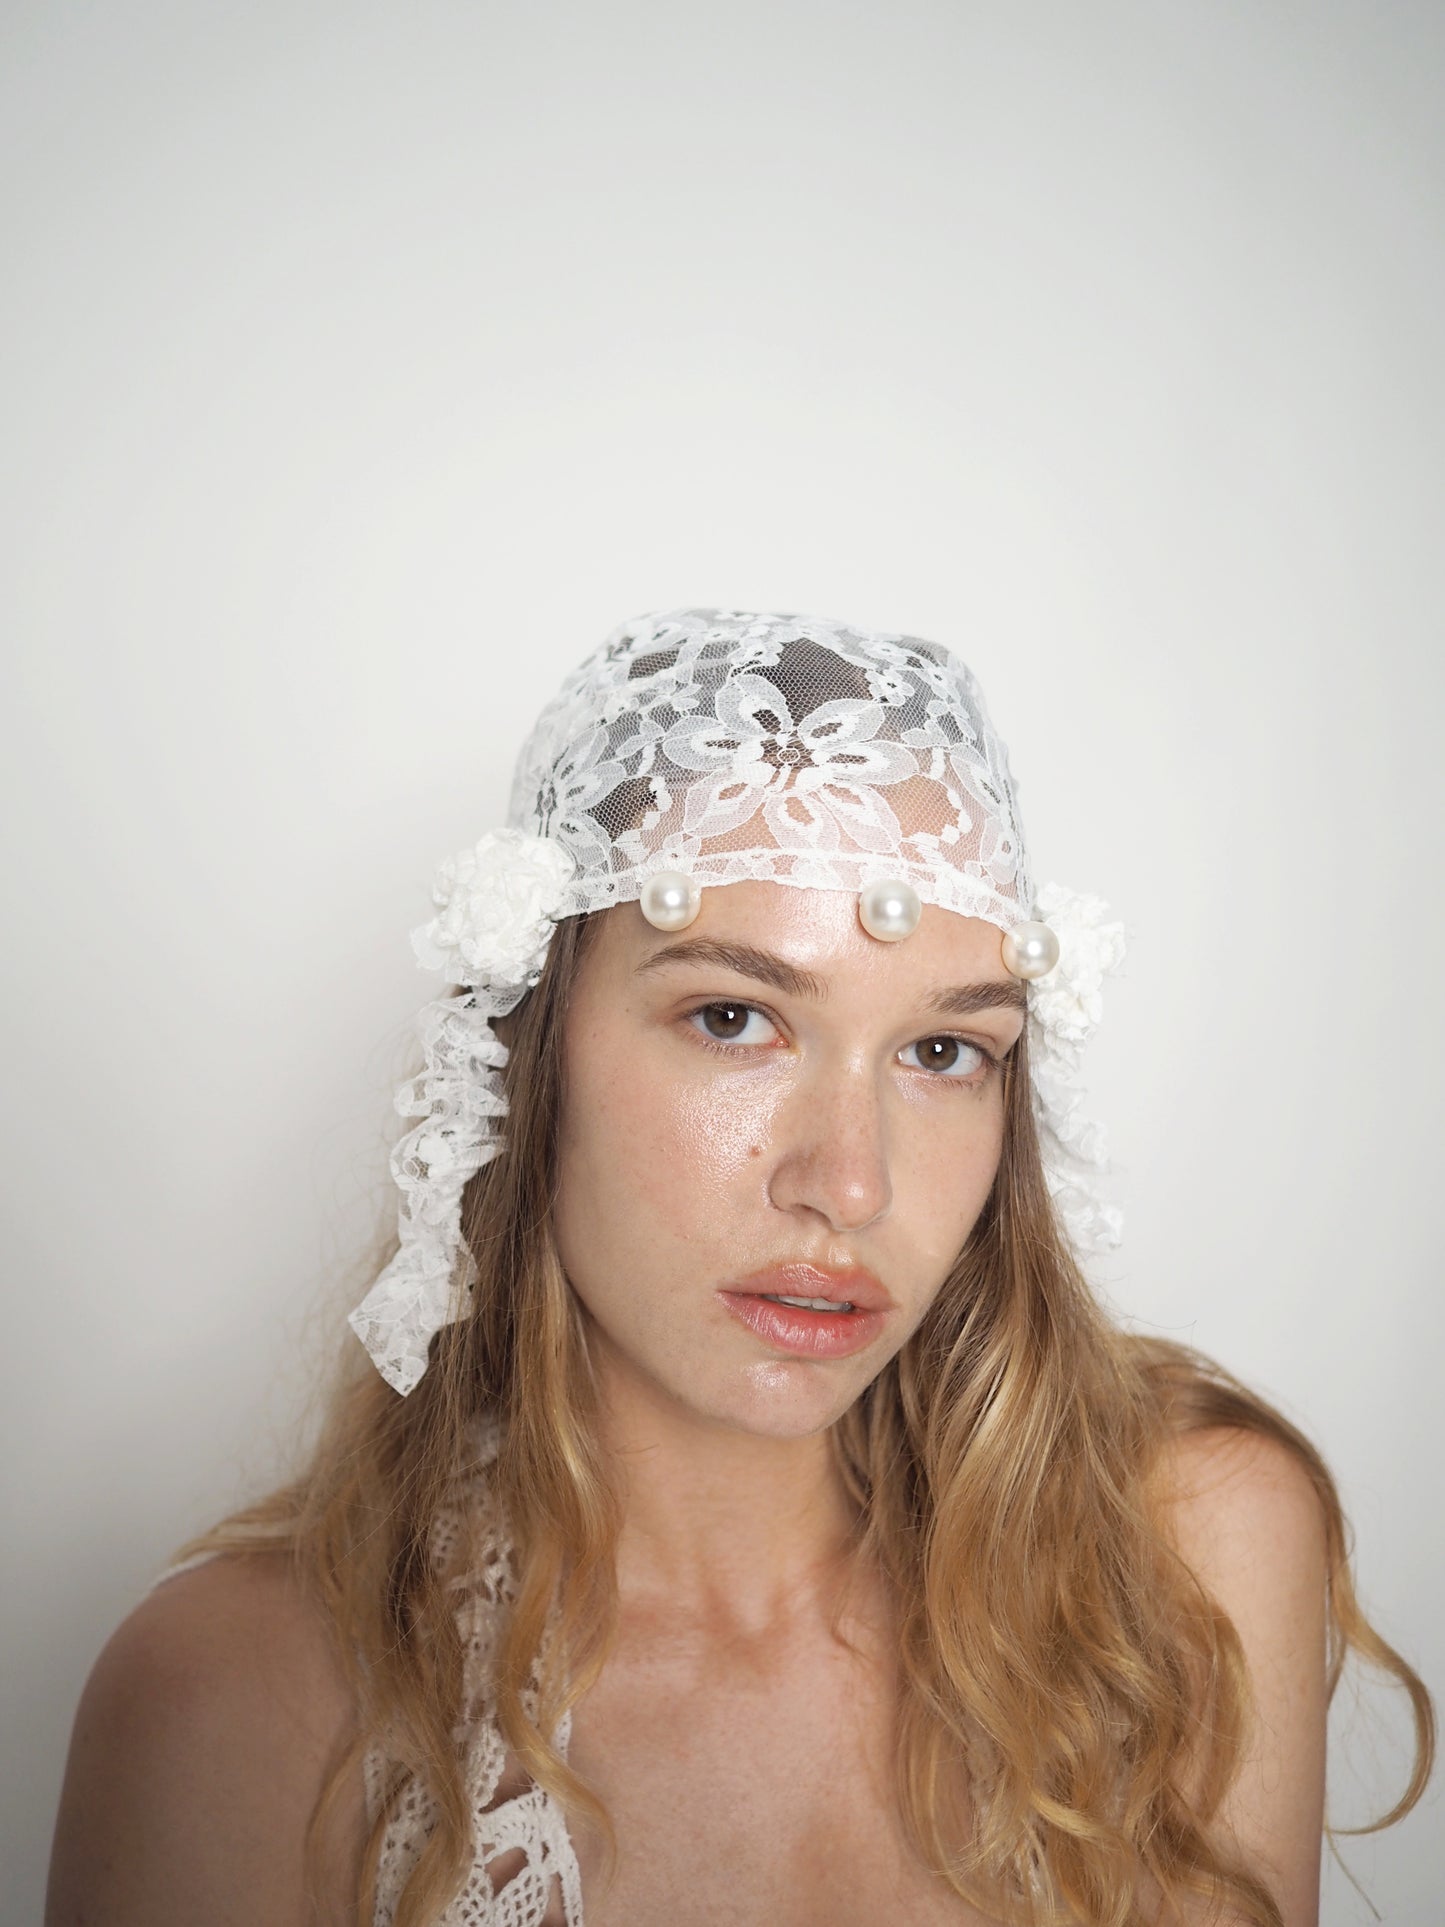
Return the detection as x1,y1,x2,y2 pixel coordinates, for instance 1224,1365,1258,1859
4,3,1441,1920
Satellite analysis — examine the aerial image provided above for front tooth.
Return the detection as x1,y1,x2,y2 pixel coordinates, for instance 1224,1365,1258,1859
768,1294,854,1312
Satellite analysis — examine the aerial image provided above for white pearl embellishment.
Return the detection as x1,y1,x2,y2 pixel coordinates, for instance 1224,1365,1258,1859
1000,919,1060,979
639,870,702,931
858,878,922,942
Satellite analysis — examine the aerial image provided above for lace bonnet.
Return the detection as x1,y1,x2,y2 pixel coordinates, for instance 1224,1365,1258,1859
349,607,1126,1396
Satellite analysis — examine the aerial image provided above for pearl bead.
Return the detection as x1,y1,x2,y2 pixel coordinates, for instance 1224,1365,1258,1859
638,869,702,931
1000,919,1060,980
858,878,922,942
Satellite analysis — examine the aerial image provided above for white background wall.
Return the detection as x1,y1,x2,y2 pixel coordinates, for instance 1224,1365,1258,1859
4,3,1440,1919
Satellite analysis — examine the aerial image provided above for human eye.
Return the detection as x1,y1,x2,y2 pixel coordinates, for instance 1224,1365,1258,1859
899,1034,999,1085
683,1000,782,1054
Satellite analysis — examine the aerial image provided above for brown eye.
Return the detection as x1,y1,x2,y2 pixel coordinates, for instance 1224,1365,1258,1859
902,1036,987,1079
688,1002,777,1046
701,1002,749,1039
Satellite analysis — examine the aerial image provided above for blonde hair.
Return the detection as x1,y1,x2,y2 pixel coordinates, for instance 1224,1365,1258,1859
175,905,1434,1926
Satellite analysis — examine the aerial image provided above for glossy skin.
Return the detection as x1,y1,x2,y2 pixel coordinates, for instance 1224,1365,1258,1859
551,879,1027,1449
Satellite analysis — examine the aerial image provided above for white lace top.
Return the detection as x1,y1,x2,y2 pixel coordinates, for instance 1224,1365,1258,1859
149,1418,586,1926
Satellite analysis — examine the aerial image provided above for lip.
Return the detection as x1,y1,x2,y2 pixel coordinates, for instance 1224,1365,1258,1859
728,1262,892,1312
717,1262,892,1360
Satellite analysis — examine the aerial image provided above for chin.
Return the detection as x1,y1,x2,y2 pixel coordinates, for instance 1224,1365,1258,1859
685,1359,875,1440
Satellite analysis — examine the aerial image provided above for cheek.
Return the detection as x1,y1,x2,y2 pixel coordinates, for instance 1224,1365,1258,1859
888,1082,1008,1275
554,1030,783,1266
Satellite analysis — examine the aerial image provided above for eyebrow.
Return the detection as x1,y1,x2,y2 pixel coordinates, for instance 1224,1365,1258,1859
643,940,832,1002
633,937,1028,1016
924,978,1027,1016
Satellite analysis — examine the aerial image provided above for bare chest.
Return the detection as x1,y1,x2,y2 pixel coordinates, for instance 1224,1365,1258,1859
558,1625,995,1927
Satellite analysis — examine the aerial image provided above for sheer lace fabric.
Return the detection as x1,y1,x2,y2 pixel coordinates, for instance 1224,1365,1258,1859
362,1419,584,1927
511,607,1035,930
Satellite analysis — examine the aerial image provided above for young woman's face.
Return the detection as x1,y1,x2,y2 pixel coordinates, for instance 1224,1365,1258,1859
552,880,1027,1439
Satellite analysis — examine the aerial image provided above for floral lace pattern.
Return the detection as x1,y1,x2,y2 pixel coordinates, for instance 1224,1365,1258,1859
363,1419,584,1927
350,609,1125,1396
511,609,1032,925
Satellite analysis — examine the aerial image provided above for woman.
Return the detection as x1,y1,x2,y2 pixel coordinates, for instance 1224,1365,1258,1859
47,608,1432,1926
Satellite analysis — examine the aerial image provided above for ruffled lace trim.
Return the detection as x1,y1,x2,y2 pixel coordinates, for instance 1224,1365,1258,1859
348,998,510,1397
1025,882,1128,1256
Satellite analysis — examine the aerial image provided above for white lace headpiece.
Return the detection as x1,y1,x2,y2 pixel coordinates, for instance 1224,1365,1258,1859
349,608,1126,1395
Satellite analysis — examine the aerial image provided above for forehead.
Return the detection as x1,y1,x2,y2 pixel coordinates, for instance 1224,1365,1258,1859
591,877,1020,998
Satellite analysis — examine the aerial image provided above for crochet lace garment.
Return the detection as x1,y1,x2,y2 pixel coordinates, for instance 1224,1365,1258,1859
363,1419,584,1927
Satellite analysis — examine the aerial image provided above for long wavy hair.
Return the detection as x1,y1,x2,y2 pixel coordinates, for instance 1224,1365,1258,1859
174,903,1434,1927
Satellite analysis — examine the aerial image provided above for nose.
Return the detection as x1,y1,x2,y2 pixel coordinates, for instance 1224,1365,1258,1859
766,1058,893,1234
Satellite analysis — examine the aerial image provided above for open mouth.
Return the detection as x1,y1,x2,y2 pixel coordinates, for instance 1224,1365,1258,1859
718,1289,884,1359
757,1292,857,1313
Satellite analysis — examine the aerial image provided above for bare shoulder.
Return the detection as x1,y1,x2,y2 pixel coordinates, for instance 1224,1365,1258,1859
1163,1418,1333,1595
46,1552,367,1927
1163,1425,1333,1541
1154,1424,1330,1926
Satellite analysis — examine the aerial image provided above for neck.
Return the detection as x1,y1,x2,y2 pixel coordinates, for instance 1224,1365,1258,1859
589,1343,865,1635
